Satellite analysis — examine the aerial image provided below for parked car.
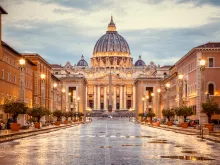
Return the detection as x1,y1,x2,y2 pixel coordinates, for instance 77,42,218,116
189,119,199,127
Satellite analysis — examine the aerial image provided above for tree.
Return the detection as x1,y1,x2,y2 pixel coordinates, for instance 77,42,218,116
162,109,175,121
175,106,193,122
53,110,63,121
147,111,156,121
63,111,72,120
3,100,27,123
202,99,220,123
29,106,50,122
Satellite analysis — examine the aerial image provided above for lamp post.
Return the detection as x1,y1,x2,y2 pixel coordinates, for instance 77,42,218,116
200,59,206,125
146,95,149,113
157,88,161,118
40,73,46,107
142,97,145,116
53,83,57,112
19,58,25,102
73,95,76,120
178,74,184,107
61,88,65,111
165,83,170,109
77,97,80,120
68,92,71,114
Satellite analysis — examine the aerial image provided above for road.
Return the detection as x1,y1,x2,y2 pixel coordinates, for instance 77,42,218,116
0,118,219,165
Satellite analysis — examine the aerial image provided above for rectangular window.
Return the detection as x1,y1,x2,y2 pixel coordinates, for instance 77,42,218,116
1,69,4,79
14,75,16,83
209,58,214,67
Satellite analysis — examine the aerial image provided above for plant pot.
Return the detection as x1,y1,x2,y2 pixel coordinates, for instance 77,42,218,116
34,122,41,129
10,123,20,131
73,119,77,122
167,121,172,126
64,120,68,124
181,122,188,128
55,121,60,126
204,123,214,132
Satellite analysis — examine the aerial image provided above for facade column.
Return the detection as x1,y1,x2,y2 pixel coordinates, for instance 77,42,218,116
124,85,127,109
133,86,136,110
97,85,100,110
113,86,116,110
94,86,96,110
120,86,123,110
104,86,107,110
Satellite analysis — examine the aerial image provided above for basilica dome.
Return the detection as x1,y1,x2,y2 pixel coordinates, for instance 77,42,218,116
134,55,146,67
91,16,132,68
77,55,88,67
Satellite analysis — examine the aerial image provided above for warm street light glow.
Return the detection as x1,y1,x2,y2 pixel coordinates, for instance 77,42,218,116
165,83,170,88
19,59,25,66
40,74,46,79
62,89,66,93
178,74,183,80
200,59,206,66
151,93,154,97
142,97,145,101
73,95,76,99
146,95,149,99
68,92,71,96
53,83,57,88
77,97,80,101
157,89,161,93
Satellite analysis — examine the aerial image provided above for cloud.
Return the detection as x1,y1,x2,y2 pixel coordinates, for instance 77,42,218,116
176,0,220,6
1,0,220,67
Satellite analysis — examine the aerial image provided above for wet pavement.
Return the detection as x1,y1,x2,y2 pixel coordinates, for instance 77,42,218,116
0,118,219,165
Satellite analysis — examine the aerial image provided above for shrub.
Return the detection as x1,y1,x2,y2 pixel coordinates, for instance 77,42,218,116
202,99,220,123
147,111,156,121
3,100,28,123
29,106,50,122
162,109,175,121
53,110,63,121
175,106,193,122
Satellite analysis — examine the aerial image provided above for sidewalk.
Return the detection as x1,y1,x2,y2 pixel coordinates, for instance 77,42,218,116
0,122,85,143
142,123,220,143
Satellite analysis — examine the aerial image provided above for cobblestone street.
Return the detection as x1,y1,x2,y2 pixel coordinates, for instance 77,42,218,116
0,118,220,165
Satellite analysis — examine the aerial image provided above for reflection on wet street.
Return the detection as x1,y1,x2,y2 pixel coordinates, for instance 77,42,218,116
0,118,219,165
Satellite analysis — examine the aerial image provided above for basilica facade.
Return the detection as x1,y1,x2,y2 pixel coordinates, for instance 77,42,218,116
51,17,170,117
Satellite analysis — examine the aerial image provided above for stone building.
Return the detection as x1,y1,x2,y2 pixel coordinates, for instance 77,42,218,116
52,17,170,117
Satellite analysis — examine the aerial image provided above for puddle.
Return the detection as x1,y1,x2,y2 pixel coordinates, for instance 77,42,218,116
148,140,168,144
175,145,182,147
161,156,214,161
135,136,154,138
100,146,112,148
122,144,143,147
99,132,105,133
181,151,197,154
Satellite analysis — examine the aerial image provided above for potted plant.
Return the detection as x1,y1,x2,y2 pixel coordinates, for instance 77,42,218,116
63,111,72,124
28,106,50,129
53,110,63,126
147,111,155,123
78,112,84,121
3,100,27,131
175,106,193,128
202,99,220,131
162,109,175,126
138,113,146,122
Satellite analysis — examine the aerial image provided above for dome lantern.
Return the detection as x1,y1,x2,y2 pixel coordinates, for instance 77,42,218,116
107,16,116,32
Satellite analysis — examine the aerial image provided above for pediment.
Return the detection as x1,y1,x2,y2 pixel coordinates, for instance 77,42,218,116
95,74,124,80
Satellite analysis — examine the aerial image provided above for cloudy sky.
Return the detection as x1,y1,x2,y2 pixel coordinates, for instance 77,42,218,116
1,0,220,66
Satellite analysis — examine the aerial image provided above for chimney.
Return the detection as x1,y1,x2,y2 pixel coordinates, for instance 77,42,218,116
0,6,8,58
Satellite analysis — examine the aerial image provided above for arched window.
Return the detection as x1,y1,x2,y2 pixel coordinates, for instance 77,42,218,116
208,83,214,95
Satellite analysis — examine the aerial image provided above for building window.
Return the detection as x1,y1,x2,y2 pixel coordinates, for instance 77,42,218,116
7,72,9,81
208,58,214,67
14,75,16,83
1,69,4,79
208,83,214,95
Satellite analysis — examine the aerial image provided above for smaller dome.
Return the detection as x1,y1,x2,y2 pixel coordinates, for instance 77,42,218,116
134,55,146,67
77,55,88,66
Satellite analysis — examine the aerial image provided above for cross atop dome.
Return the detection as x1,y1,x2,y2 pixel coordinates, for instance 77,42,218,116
107,15,116,32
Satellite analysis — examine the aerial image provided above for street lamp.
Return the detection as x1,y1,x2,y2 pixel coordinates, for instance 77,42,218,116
40,73,46,107
165,82,170,109
146,95,149,114
178,74,184,107
142,97,145,115
61,88,65,111
19,58,26,102
52,83,57,111
77,97,80,120
157,88,161,118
